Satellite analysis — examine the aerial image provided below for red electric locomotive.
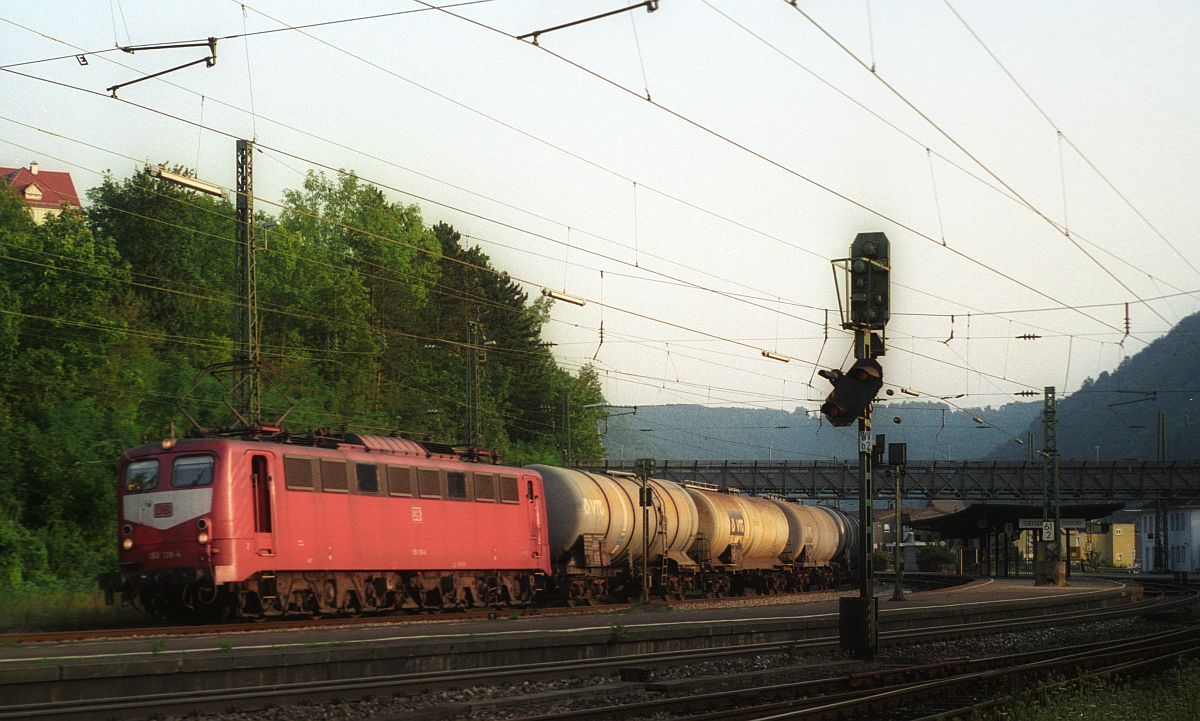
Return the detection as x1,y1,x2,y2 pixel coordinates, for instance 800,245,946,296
100,432,550,620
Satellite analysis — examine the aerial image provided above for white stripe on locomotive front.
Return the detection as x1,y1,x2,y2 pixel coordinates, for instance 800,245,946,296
122,488,213,530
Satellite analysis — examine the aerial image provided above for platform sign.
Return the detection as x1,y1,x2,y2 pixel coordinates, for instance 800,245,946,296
1020,518,1086,532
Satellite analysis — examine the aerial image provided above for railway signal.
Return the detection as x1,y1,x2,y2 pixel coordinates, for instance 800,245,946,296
818,358,883,427
848,232,889,329
832,231,891,662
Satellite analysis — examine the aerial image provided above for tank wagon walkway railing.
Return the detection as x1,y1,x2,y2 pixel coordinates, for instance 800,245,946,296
576,460,1200,501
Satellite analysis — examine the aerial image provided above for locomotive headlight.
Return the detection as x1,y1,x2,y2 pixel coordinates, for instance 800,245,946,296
122,524,133,536
197,532,210,544
121,537,134,551
161,438,177,450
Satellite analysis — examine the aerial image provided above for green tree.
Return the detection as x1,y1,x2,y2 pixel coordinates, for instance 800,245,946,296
0,189,135,587
916,543,956,572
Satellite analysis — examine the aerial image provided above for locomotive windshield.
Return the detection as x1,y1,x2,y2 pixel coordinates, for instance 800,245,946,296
124,459,159,491
172,455,215,487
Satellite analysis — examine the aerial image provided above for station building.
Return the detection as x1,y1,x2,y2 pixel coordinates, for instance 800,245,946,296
906,501,1127,577
1129,500,1200,573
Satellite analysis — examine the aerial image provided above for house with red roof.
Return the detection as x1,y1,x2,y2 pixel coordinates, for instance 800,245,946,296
1,161,81,224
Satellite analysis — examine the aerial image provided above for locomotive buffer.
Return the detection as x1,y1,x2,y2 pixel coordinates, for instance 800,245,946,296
823,232,890,661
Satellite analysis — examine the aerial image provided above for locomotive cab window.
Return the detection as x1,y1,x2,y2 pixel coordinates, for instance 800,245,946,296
355,464,380,494
124,459,159,492
446,471,468,500
172,455,214,488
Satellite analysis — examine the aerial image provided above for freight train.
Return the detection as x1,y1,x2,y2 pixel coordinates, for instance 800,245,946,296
100,432,859,620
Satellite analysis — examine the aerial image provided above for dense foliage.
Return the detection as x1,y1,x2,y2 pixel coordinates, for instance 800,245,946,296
0,169,604,591
915,543,956,572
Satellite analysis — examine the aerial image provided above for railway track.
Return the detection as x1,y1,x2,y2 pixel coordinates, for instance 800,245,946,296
2,582,1192,721
485,625,1200,721
0,600,626,645
0,588,862,645
0,576,967,646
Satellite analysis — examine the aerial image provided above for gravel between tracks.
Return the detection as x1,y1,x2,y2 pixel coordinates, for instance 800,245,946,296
154,615,1170,721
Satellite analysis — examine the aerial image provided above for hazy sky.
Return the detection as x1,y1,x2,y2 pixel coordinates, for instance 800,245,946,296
3,1,1198,428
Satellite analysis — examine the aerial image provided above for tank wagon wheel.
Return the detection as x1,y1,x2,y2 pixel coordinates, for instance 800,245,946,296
665,576,686,601
567,586,599,607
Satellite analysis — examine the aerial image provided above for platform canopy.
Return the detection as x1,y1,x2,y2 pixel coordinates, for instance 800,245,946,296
906,502,1126,538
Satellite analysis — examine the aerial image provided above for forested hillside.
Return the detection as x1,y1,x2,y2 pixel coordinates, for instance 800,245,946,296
986,311,1200,461
0,170,604,590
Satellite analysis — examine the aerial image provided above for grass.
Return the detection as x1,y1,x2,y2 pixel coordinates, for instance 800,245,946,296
1000,659,1200,721
0,586,144,632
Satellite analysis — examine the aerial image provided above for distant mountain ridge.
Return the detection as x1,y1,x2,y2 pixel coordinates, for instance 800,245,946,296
601,400,1041,463
984,310,1200,461
601,311,1200,463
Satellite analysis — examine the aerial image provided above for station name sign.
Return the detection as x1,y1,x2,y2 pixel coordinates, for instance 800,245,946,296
1017,518,1086,531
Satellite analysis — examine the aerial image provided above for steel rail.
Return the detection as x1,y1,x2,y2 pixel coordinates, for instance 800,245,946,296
3,585,1191,721
473,626,1200,721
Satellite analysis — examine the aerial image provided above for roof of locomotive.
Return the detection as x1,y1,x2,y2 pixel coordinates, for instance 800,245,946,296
120,432,527,472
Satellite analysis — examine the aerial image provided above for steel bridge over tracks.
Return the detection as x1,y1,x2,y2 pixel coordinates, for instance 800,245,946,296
578,460,1200,501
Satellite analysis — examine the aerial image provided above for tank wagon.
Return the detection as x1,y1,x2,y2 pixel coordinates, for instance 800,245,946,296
534,466,859,604
102,433,859,620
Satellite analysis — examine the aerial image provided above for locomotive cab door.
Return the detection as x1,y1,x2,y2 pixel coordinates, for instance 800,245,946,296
526,477,543,558
248,453,275,556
